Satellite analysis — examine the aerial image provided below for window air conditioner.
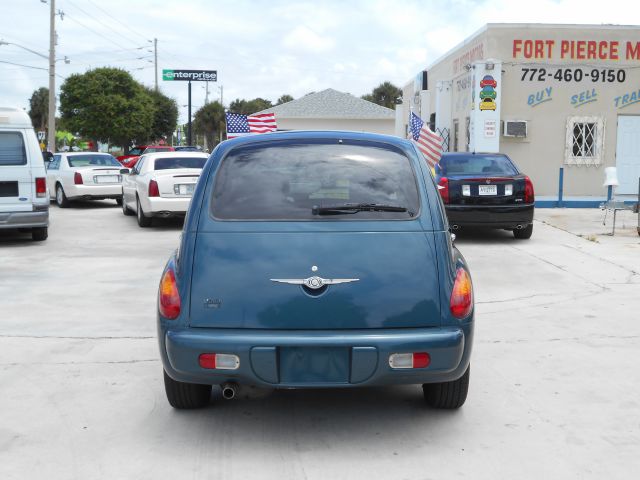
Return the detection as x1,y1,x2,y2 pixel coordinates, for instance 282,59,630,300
503,120,527,138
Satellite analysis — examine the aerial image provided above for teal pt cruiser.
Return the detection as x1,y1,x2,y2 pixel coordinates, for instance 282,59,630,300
158,131,474,409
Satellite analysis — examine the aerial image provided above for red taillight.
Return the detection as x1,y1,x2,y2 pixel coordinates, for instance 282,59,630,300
149,179,160,197
159,267,180,319
412,352,431,368
35,177,46,197
198,353,216,369
389,352,431,369
438,177,449,204
74,172,83,185
450,267,473,319
524,176,535,204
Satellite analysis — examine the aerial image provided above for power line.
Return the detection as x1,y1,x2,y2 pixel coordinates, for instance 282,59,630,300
85,0,151,43
64,12,132,51
63,0,144,47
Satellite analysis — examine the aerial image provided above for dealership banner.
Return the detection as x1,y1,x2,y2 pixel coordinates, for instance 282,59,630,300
469,60,502,152
162,69,217,82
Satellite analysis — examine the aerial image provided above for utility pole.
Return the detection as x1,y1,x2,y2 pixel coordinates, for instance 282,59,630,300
204,81,209,104
187,81,192,146
47,0,56,153
154,38,158,91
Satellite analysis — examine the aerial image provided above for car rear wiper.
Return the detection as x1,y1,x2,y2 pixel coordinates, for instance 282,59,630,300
312,203,409,215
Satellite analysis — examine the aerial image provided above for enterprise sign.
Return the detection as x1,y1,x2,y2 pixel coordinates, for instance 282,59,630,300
162,69,217,82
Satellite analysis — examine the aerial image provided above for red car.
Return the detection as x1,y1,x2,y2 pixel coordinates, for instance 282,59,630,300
479,75,497,88
117,145,175,169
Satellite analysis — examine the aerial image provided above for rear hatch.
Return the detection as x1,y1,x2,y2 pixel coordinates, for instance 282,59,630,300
188,139,440,330
189,230,442,329
0,131,32,213
153,168,201,197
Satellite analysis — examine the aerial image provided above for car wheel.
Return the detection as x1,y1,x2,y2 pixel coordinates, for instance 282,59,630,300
423,365,470,409
122,196,134,216
163,370,211,409
32,227,48,241
136,197,152,227
55,184,69,208
115,197,123,206
513,223,533,239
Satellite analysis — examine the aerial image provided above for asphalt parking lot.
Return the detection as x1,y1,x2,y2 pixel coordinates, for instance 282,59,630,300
1,203,638,479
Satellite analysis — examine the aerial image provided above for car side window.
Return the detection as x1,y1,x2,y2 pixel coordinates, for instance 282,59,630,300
48,155,61,170
134,157,146,174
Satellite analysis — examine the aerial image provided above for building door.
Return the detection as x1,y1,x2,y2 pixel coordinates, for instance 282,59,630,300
616,116,640,194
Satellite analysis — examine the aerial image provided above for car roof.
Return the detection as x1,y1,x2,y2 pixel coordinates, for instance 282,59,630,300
64,151,113,156
220,130,412,150
441,152,507,158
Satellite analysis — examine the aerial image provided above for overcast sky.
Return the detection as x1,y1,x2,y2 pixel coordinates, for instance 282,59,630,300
1,0,639,124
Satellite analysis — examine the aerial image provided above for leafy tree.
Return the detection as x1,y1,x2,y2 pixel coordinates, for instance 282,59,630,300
276,94,294,105
193,101,226,148
28,87,48,130
59,67,154,149
143,87,178,143
361,81,402,109
228,97,273,115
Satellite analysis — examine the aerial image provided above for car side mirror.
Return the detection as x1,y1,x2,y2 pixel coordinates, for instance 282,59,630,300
120,168,130,174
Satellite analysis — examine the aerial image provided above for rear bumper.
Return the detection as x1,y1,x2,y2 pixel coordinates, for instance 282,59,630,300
0,209,49,229
65,184,122,200
445,203,534,229
145,196,191,216
160,325,473,388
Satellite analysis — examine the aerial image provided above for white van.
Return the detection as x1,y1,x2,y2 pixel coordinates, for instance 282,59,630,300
0,107,49,241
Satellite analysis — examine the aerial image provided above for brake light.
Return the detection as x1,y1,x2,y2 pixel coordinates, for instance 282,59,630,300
450,267,473,319
35,177,46,197
159,267,180,319
198,353,240,370
389,352,431,369
438,177,449,204
74,172,83,185
149,179,160,197
524,176,535,204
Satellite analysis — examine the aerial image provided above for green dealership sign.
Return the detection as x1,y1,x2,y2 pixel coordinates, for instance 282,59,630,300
162,69,217,82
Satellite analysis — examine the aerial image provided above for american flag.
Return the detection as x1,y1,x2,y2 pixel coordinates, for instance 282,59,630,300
225,112,277,139
408,111,443,169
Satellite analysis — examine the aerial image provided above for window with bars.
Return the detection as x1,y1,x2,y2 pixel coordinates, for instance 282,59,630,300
565,116,604,165
572,122,596,157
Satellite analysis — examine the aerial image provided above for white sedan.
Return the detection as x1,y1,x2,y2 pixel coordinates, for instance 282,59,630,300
46,152,126,208
121,152,208,227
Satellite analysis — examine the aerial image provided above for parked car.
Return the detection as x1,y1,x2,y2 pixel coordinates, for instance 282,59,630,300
158,131,474,409
121,152,208,227
435,152,535,238
0,107,49,241
46,152,126,207
117,145,175,169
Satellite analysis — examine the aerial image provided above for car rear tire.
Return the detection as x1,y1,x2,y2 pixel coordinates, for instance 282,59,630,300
122,197,134,216
32,227,48,241
163,370,211,409
423,365,470,409
55,184,69,208
513,223,533,239
136,197,152,227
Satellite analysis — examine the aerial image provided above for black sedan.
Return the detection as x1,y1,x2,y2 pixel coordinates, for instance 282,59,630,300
435,152,535,239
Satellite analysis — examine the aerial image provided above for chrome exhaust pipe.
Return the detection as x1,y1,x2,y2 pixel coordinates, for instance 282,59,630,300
451,224,460,231
221,382,238,400
515,224,524,230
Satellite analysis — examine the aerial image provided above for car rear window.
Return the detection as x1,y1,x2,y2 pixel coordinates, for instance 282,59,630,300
211,141,420,220
0,132,27,166
154,157,206,170
439,154,518,176
145,147,172,153
67,154,121,167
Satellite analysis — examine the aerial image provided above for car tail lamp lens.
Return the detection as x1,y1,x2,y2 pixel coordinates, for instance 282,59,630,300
198,353,240,370
149,179,160,197
524,176,535,203
389,352,431,369
159,267,180,319
74,172,83,185
35,177,46,197
505,184,513,196
450,267,473,319
438,177,449,204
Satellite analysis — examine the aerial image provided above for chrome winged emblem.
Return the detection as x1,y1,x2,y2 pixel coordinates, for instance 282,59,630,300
270,276,359,290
